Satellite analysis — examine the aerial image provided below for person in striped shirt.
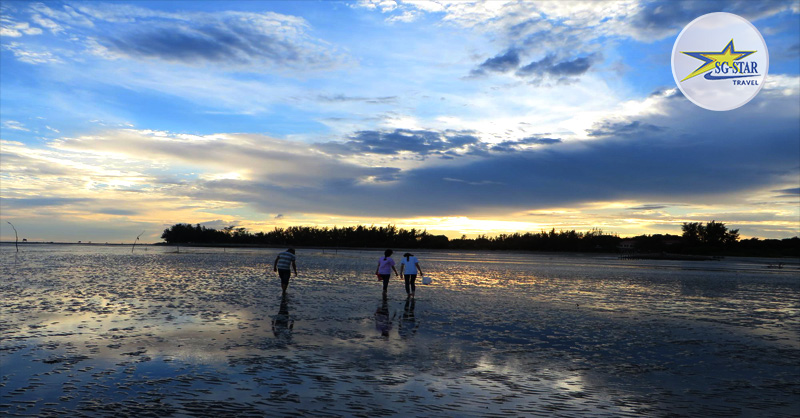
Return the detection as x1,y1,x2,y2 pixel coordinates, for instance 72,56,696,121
273,248,297,294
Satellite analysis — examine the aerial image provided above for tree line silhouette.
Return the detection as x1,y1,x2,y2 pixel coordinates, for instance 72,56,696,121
160,221,798,256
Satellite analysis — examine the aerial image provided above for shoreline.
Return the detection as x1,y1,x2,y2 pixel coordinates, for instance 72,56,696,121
2,240,800,260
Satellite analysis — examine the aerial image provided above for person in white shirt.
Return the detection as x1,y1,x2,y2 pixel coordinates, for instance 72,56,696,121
399,252,423,297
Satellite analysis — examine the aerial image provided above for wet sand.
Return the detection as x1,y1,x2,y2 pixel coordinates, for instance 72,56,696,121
1,245,799,416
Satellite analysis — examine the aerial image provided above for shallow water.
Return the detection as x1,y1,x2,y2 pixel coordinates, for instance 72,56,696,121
1,244,798,416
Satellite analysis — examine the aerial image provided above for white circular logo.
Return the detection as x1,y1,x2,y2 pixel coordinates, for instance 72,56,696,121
671,12,769,111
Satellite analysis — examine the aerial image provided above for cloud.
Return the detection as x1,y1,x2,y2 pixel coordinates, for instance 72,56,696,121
470,49,520,76
1,42,62,64
94,13,342,70
51,130,400,188
772,187,800,198
29,3,94,30
315,128,484,157
96,208,139,216
626,0,797,41
274,78,799,217
490,136,562,153
3,77,798,238
0,14,43,37
7,3,345,71
627,204,670,211
359,0,797,83
587,120,664,138
317,94,397,104
773,187,800,195
516,53,601,79
2,197,91,209
443,177,504,186
2,120,30,131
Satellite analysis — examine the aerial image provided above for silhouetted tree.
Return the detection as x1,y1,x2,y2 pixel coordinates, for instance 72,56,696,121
682,220,739,248
155,220,795,255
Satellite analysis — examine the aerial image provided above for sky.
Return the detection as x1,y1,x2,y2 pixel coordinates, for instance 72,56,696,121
1,0,799,243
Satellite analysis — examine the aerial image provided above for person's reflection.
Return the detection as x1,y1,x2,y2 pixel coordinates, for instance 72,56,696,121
272,294,294,343
374,298,394,338
398,296,419,339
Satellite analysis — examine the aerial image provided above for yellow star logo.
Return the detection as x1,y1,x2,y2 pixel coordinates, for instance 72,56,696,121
680,39,756,82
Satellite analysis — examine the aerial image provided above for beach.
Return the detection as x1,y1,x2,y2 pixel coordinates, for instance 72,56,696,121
1,244,798,416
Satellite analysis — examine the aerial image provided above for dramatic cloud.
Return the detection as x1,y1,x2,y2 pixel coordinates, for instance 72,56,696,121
5,76,797,228
272,78,799,218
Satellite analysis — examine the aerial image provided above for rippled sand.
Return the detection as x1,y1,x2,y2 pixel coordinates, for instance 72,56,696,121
1,245,798,416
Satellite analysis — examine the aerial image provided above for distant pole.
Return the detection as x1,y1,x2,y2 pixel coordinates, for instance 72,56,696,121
7,222,18,252
132,230,144,253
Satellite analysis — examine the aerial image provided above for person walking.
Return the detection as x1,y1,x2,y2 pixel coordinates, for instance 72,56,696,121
375,249,399,298
273,248,297,294
399,252,423,297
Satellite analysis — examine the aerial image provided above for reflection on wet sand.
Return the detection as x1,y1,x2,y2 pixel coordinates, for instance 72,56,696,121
374,298,394,337
272,294,293,343
1,245,798,416
398,296,418,340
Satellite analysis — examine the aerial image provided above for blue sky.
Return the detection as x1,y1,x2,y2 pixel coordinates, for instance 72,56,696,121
1,0,799,243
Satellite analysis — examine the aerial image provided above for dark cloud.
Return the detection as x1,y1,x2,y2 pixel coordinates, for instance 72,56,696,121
629,0,795,40
198,220,238,230
470,49,520,76
772,187,800,198
1,197,90,208
443,177,503,186
648,88,684,100
94,14,339,69
587,120,664,138
491,136,561,152
315,129,484,157
225,86,800,218
317,130,562,158
104,25,297,66
628,204,669,211
470,46,600,82
97,208,138,216
517,53,599,78
773,187,800,195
